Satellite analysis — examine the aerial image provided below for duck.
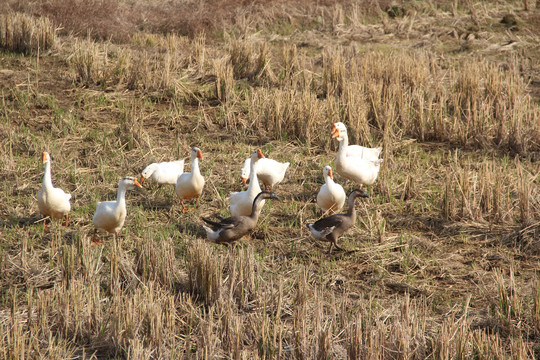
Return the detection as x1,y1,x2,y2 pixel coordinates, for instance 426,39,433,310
37,152,71,229
202,191,279,244
316,165,346,215
140,160,184,185
331,122,382,161
175,147,205,213
240,157,290,190
230,149,265,217
306,189,369,252
92,176,142,245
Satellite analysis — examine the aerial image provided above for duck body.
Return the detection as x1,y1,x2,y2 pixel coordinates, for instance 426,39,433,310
241,157,290,190
92,176,141,244
230,149,265,217
203,191,279,244
316,166,346,215
37,152,71,227
175,148,205,212
141,160,184,185
307,189,369,252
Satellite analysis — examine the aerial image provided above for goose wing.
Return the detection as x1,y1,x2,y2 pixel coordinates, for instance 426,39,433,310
312,214,344,232
202,216,238,229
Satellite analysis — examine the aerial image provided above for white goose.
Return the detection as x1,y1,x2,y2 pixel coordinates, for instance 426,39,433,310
140,160,184,185
332,122,383,188
240,157,290,190
37,152,71,229
92,176,142,245
317,166,346,215
331,122,382,161
230,149,265,217
175,147,205,213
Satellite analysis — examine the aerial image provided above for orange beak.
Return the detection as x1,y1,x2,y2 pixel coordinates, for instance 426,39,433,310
257,149,265,159
241,177,247,186
331,124,339,138
328,169,333,179
133,178,142,188
197,150,203,159
140,175,146,184
42,152,48,163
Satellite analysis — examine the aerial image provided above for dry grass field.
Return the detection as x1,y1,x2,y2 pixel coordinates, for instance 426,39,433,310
1,0,539,358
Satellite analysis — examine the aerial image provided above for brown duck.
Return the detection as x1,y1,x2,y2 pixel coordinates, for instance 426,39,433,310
202,191,279,244
306,189,369,252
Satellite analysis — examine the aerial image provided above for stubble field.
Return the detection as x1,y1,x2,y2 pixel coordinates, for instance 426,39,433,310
1,0,539,358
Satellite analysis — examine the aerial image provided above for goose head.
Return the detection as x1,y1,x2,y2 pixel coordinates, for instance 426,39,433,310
350,188,369,199
241,158,251,185
323,165,334,179
121,176,143,190
331,122,348,141
191,147,203,160
255,190,279,202
42,152,51,164
253,148,265,161
140,164,157,184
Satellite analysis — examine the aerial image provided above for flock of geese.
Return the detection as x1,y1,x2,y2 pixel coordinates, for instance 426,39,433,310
37,122,383,252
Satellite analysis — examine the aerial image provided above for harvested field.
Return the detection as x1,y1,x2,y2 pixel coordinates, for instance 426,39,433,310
1,0,539,358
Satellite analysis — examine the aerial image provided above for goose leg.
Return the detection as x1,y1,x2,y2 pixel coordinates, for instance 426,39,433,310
181,200,188,213
91,229,102,245
327,242,334,254
43,217,48,230
333,241,344,252
63,214,69,227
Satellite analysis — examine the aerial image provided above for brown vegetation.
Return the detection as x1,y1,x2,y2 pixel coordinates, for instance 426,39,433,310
1,0,539,358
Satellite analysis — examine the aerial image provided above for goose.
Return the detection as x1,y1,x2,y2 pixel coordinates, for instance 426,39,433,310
37,152,71,229
203,191,279,244
92,176,142,245
306,189,369,252
240,157,290,190
331,122,382,161
316,166,346,215
140,160,184,185
230,149,265,217
175,147,205,213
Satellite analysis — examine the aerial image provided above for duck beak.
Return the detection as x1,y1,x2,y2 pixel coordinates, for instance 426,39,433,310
140,175,146,184
257,149,265,159
271,193,280,201
331,124,339,138
241,177,247,186
42,152,48,163
133,178,143,188
197,150,203,159
328,169,333,179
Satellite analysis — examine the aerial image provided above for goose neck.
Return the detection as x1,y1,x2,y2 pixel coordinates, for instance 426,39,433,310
116,182,128,205
337,135,348,161
249,194,265,220
42,161,53,189
191,157,201,176
346,195,357,218
247,159,261,193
